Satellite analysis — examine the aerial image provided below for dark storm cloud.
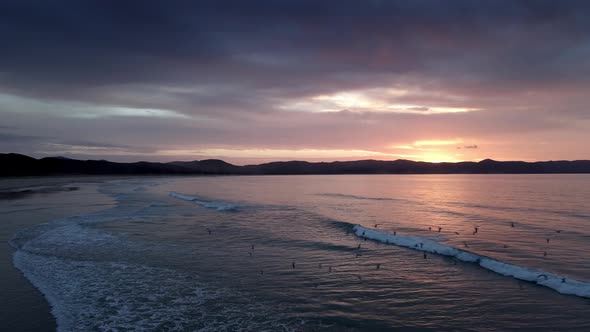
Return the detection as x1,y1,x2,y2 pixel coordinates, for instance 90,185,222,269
0,132,43,142
2,0,590,106
1,1,590,162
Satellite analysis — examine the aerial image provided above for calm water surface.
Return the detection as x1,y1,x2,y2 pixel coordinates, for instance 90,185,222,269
8,175,590,331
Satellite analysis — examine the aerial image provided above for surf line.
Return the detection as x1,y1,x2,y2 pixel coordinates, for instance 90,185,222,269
352,224,590,299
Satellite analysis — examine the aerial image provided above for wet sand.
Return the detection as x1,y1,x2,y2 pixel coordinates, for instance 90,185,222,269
0,176,120,331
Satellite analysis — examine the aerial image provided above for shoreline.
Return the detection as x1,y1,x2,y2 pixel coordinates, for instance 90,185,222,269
1,176,119,331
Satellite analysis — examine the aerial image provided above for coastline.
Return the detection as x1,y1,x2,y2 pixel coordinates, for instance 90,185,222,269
0,176,119,331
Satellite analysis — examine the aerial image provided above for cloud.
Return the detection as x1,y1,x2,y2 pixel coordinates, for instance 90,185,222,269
1,1,589,162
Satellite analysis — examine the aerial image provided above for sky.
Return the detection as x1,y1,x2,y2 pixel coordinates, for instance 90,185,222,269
1,0,590,164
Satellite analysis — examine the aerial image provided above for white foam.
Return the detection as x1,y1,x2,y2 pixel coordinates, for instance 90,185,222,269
353,224,590,298
13,250,289,332
169,192,238,211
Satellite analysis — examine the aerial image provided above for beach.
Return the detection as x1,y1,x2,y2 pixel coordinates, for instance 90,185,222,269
0,177,120,331
2,174,590,331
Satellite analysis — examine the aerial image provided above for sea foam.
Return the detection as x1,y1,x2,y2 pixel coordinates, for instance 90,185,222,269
169,192,238,211
353,224,590,298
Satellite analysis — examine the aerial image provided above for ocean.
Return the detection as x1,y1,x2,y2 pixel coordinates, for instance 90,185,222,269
4,175,590,331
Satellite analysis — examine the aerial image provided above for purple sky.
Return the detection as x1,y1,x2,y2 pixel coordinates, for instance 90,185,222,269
1,1,589,164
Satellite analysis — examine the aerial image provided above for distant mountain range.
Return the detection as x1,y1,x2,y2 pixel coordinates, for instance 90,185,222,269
1,153,590,176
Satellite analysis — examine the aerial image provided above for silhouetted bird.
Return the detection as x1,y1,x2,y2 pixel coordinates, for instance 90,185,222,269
393,231,397,235
556,230,562,233
362,231,366,236
473,226,479,235
251,244,255,250
511,222,515,228
454,232,460,235
423,253,427,259
546,238,550,244
428,227,432,231
376,263,381,270
374,224,380,228
543,251,547,257
206,228,212,235
503,244,508,248
562,278,566,283
438,227,442,232
292,261,296,269
358,244,361,249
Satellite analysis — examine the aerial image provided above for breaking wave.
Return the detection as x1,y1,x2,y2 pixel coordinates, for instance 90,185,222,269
353,224,590,298
169,192,239,211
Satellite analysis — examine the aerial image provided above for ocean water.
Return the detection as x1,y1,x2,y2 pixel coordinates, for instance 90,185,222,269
9,175,590,331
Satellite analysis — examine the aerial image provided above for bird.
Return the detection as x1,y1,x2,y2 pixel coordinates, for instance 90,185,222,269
357,244,361,249
562,278,567,283
454,232,460,235
556,230,562,233
511,222,515,228
428,227,432,231
357,275,362,281
464,241,469,248
503,244,508,248
251,244,255,250
546,238,550,244
423,253,428,259
438,227,442,233
473,226,479,235
393,231,397,235
376,263,381,270
362,231,366,236
206,228,212,235
374,224,380,228
543,251,547,257
292,261,296,269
